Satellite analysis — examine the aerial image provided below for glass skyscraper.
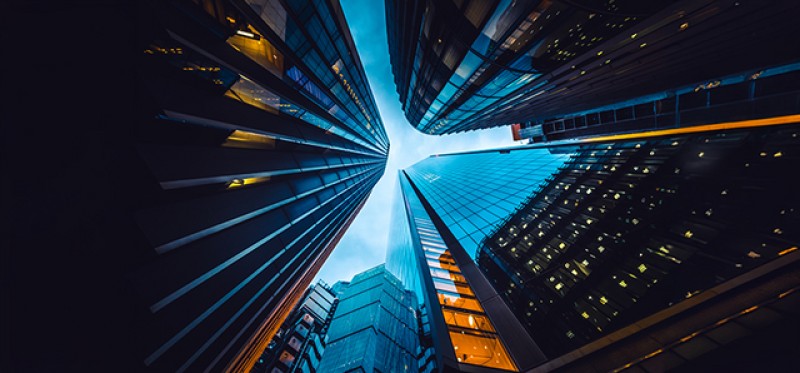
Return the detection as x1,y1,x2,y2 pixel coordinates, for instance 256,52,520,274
6,0,386,372
387,149,571,372
385,0,800,136
317,265,419,373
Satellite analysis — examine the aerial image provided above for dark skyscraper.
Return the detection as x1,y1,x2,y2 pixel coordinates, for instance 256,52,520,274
478,123,800,371
6,0,386,372
317,265,419,373
385,0,800,136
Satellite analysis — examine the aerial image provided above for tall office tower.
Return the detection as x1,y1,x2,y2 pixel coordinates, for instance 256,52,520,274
385,0,800,136
317,265,419,373
386,149,569,372
479,123,800,371
5,0,386,372
251,281,337,373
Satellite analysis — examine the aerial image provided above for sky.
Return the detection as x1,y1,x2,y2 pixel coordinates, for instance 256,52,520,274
315,0,520,284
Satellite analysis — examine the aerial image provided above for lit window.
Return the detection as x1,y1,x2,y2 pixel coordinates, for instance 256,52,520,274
227,176,271,189
223,130,276,149
279,351,295,366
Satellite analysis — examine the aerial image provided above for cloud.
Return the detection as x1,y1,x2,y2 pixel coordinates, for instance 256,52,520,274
315,0,518,283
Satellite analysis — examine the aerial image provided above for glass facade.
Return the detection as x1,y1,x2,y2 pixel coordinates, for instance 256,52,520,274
478,123,800,370
389,159,551,372
400,176,516,371
317,265,419,373
404,149,568,257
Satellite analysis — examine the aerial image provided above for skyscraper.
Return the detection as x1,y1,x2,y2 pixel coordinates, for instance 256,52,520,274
251,281,337,373
6,0,386,371
478,123,800,371
317,265,419,373
386,149,571,372
385,0,800,135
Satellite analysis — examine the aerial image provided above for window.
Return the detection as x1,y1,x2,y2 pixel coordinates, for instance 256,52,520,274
278,351,295,367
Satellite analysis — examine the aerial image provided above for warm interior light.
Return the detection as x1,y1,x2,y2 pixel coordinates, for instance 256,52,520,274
579,114,800,144
236,30,259,40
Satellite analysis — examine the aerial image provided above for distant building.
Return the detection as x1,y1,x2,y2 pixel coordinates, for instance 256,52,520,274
479,123,800,371
385,0,800,136
251,282,337,373
6,0,386,371
317,265,419,373
330,280,351,296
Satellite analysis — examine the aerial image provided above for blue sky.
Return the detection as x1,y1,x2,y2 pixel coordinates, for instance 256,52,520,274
315,0,518,284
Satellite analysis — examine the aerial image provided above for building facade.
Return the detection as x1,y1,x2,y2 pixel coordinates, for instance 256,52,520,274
403,149,569,257
317,265,419,373
251,281,337,373
478,123,800,371
386,147,575,372
6,0,386,372
386,0,800,136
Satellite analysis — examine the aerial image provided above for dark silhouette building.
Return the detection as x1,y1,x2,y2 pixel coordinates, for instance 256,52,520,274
5,0,386,372
479,123,800,371
385,0,800,136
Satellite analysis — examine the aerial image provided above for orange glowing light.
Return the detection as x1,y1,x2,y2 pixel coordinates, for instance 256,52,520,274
579,114,800,144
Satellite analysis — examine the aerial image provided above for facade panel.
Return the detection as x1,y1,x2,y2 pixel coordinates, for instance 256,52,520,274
405,149,568,257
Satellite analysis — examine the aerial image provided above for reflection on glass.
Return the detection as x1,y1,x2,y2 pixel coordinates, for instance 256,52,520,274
225,76,280,113
449,331,516,369
413,217,517,371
